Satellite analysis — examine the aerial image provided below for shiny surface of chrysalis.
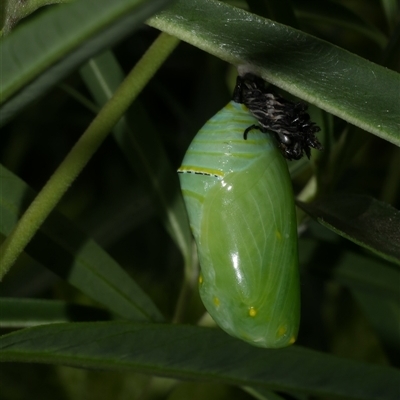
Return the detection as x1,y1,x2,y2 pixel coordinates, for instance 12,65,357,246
178,99,300,348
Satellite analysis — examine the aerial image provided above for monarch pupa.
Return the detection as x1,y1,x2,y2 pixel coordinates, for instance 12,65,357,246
178,74,319,348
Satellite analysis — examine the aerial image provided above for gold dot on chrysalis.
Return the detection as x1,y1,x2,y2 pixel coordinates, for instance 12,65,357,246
277,325,287,337
289,336,296,345
276,230,282,240
248,307,257,317
213,297,220,307
198,274,203,285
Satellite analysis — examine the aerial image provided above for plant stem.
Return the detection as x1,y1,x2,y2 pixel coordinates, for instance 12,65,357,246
0,32,180,280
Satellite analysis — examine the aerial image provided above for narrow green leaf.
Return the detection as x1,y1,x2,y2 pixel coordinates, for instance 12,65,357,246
381,0,399,31
0,298,111,328
0,0,172,125
333,253,399,299
1,0,74,36
80,51,192,265
0,322,399,400
295,0,388,48
297,194,400,266
333,252,400,353
148,0,400,145
0,165,164,322
381,18,400,68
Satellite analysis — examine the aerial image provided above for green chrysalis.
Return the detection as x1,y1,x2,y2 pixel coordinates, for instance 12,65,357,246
178,74,320,348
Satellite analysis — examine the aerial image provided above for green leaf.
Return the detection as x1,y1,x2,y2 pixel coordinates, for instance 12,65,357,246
295,0,388,48
80,51,192,266
1,0,74,36
332,252,400,353
0,322,399,400
381,0,399,31
148,0,400,146
0,0,172,126
0,164,164,322
297,194,400,266
0,298,111,328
